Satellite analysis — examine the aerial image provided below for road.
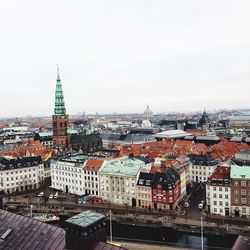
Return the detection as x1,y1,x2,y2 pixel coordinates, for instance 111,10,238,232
184,183,206,220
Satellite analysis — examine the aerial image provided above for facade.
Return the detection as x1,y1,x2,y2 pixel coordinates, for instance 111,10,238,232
51,155,85,195
206,166,231,216
99,156,145,206
70,134,102,153
50,154,105,196
190,154,219,183
151,169,180,211
136,172,154,209
83,159,104,196
0,157,44,194
52,68,70,150
230,163,250,218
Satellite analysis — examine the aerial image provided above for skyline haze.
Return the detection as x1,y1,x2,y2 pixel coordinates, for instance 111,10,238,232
0,0,250,117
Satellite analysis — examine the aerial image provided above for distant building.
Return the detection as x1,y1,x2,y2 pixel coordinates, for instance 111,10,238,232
0,156,44,194
197,110,211,130
70,134,102,152
52,68,70,150
206,165,231,216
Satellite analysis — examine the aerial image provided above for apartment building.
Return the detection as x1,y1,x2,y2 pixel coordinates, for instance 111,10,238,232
136,172,154,209
230,163,250,218
206,165,231,216
190,154,220,183
83,159,104,196
0,156,44,194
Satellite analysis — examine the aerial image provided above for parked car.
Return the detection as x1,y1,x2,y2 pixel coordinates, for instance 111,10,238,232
198,203,204,209
184,202,189,208
38,192,44,197
53,192,59,199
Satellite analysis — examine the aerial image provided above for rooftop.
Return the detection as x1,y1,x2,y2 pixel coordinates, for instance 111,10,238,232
100,156,144,176
0,209,65,250
230,163,250,179
154,130,191,139
65,210,105,228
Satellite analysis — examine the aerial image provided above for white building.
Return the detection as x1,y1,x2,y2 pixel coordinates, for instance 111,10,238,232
51,156,85,196
99,156,146,206
190,155,220,183
206,166,231,216
51,154,105,196
83,159,105,196
0,156,44,194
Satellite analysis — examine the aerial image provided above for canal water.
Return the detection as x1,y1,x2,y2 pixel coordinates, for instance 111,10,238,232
109,222,237,250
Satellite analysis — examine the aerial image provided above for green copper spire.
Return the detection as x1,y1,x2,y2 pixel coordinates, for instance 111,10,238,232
54,65,66,115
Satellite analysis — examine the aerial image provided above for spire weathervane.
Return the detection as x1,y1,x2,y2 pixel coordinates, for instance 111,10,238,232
57,64,60,81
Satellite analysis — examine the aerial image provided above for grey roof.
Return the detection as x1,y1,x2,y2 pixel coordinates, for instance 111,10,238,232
65,210,105,228
70,134,102,144
137,172,154,186
0,209,65,250
123,134,155,143
100,133,121,141
0,156,42,171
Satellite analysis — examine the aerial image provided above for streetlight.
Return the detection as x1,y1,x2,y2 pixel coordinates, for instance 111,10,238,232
201,216,204,250
30,205,33,218
109,210,112,243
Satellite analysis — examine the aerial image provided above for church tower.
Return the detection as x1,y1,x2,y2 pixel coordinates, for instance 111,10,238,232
52,66,69,150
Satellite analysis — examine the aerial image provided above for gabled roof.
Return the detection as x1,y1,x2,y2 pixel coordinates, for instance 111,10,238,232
84,159,104,171
0,209,65,250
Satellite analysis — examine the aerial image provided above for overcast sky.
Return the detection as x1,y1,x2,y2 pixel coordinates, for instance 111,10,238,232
0,0,250,117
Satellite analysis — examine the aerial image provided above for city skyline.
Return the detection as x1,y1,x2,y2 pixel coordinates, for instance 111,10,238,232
0,1,250,117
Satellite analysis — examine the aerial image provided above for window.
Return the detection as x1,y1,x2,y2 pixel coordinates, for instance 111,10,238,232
241,189,246,195
220,208,223,213
241,198,246,204
219,194,222,199
234,181,238,187
241,181,246,187
225,194,228,199
242,207,246,213
213,201,217,205
234,198,239,204
234,190,238,195
214,208,217,213
225,187,228,192
213,187,216,191
213,194,216,198
219,201,223,206
219,187,222,192
225,202,229,207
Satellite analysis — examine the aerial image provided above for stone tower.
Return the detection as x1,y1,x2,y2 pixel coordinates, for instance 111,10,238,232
52,66,69,150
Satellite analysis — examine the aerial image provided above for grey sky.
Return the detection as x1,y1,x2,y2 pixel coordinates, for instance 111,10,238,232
0,0,250,117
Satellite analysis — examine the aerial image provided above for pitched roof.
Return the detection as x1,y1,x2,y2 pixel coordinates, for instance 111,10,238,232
84,159,104,171
0,209,65,250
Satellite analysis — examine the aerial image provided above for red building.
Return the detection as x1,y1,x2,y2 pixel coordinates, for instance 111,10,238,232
151,169,180,210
